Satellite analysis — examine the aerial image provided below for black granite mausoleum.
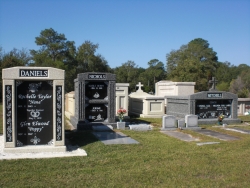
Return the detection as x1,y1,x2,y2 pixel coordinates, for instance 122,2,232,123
71,72,116,130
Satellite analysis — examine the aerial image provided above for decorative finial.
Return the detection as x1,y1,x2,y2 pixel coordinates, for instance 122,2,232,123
209,77,218,91
136,82,144,91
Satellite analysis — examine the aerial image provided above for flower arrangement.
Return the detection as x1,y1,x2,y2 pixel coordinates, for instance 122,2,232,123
218,114,224,125
117,107,126,122
244,111,250,115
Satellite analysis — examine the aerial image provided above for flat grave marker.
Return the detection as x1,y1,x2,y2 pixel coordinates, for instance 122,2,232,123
193,129,239,141
129,124,152,131
161,131,200,142
223,127,250,134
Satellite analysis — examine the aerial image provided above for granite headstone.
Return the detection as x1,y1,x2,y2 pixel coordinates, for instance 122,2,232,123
185,115,200,129
161,115,177,130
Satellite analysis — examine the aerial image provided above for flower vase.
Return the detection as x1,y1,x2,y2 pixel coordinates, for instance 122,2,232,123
218,121,222,125
119,119,122,122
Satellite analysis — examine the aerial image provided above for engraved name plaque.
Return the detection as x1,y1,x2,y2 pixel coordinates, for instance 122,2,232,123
85,82,108,100
195,100,232,119
19,69,48,77
85,104,108,122
16,80,53,146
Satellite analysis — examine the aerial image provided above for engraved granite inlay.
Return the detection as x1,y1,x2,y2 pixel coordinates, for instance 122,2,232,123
56,86,62,141
16,80,53,146
5,85,12,142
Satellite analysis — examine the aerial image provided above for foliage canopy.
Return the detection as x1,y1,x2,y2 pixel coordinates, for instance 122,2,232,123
1,30,249,99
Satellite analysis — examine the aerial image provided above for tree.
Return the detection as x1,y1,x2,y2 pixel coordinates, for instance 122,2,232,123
114,61,142,92
229,67,250,97
76,41,111,73
230,76,246,97
139,59,165,92
216,81,230,91
0,48,31,102
30,28,76,67
30,28,78,92
166,38,218,91
1,48,31,67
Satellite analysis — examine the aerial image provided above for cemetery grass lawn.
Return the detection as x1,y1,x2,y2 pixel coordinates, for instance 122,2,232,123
0,108,250,187
0,131,250,186
0,130,250,187
239,115,250,122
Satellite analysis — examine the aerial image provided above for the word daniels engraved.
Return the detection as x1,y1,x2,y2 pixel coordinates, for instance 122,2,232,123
20,69,48,77
88,74,106,79
207,93,222,98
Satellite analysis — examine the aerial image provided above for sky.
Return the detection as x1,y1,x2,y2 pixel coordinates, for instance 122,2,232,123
0,0,249,69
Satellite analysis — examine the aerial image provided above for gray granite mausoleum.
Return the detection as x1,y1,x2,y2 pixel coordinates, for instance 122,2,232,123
166,91,241,125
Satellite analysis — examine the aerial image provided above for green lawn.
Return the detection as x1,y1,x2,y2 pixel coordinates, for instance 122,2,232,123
239,115,250,122
1,104,250,187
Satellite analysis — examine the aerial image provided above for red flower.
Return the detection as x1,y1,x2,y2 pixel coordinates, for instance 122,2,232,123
117,107,126,115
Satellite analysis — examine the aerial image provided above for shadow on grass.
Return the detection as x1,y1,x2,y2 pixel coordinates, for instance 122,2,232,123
125,117,151,124
65,130,99,148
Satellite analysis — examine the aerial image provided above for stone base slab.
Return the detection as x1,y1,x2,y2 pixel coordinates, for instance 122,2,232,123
129,124,152,131
161,128,177,131
198,118,241,125
4,146,67,153
185,127,202,130
139,114,164,118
